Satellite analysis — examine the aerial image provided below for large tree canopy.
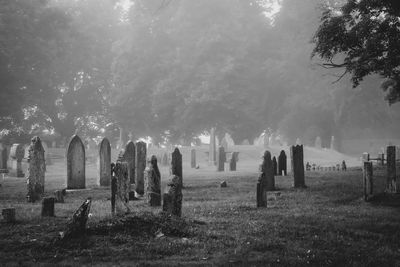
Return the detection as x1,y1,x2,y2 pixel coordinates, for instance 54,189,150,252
312,0,400,105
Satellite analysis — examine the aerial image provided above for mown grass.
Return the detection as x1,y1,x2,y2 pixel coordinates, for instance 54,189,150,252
0,148,399,266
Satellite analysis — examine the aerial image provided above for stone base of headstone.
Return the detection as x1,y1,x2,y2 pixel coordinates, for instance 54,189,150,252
41,197,55,217
2,208,16,223
148,192,161,206
54,190,64,203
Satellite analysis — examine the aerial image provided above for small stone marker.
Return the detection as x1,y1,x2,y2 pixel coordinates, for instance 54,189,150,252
26,136,46,203
278,150,287,176
363,161,373,201
123,141,136,185
54,190,64,203
113,157,130,215
145,155,161,206
67,135,85,189
272,156,278,176
217,146,226,172
386,146,397,193
41,197,55,217
220,181,227,188
98,138,111,186
2,208,16,223
190,149,196,168
10,143,24,177
162,175,182,217
209,127,217,165
135,141,146,195
229,152,239,171
171,147,182,186
291,145,306,188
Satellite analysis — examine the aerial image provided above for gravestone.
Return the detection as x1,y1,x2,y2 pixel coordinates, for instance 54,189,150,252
9,144,24,177
314,136,322,149
98,138,111,186
2,208,15,223
229,152,239,171
112,157,130,215
291,145,306,188
190,149,196,168
363,161,373,201
145,155,161,206
41,197,55,217
171,147,182,186
135,141,147,195
263,151,275,191
162,175,182,217
272,156,278,176
123,141,135,184
386,146,397,193
257,151,274,207
217,146,225,172
209,127,216,165
61,198,92,240
67,135,85,189
0,143,7,170
221,137,228,152
26,136,46,203
278,150,287,176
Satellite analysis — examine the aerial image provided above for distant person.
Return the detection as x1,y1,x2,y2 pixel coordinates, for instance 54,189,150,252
341,160,347,171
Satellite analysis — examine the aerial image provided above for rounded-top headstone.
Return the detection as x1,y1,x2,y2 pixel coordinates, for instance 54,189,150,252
10,144,24,160
98,137,111,186
67,135,85,189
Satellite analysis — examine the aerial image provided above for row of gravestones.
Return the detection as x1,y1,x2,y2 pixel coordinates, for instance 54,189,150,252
306,162,347,172
257,145,305,207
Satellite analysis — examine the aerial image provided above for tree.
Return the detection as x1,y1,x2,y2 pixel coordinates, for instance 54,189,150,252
312,0,400,105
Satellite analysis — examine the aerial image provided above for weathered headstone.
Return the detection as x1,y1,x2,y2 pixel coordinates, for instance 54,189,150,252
217,146,225,172
272,156,278,176
145,155,161,206
162,175,182,217
41,197,55,217
61,198,92,240
171,147,182,186
9,144,24,177
26,136,46,203
229,152,239,171
363,161,373,201
314,136,322,149
123,141,135,184
291,145,306,188
0,143,7,170
209,127,216,165
190,149,196,168
67,135,85,189
386,146,397,193
112,157,130,215
278,150,287,176
98,138,111,186
257,151,275,208
135,141,146,195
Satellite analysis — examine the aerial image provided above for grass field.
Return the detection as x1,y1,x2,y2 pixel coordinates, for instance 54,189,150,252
0,145,399,266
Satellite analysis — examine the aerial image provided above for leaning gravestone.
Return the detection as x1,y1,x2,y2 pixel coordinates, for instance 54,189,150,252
291,145,306,188
135,141,146,195
171,147,182,186
123,141,135,184
229,152,239,171
145,155,161,206
163,175,182,217
9,144,24,177
278,150,287,176
98,137,111,186
314,136,322,149
217,146,225,172
67,135,85,189
272,156,278,176
190,149,196,168
386,146,397,193
264,151,275,190
26,136,46,203
0,143,7,170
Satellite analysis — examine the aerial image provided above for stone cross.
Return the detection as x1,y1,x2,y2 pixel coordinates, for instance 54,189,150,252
291,145,306,188
190,149,196,168
98,137,111,186
278,150,287,176
171,147,182,186
145,155,161,206
123,141,136,184
135,141,146,195
217,146,225,172
162,175,182,217
10,143,24,177
26,136,45,203
67,135,85,189
209,127,216,166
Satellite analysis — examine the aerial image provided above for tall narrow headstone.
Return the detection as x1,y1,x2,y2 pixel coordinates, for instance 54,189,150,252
363,161,373,201
67,135,85,189
0,144,7,170
98,138,111,186
145,155,161,206
190,149,196,168
229,152,239,171
272,156,278,176
162,175,182,217
291,145,306,188
9,144,24,177
217,146,225,172
314,136,322,149
257,151,274,207
113,156,130,215
209,127,216,166
264,151,275,190
26,136,46,203
123,141,136,184
135,141,146,195
171,147,182,186
386,146,397,193
278,150,287,176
